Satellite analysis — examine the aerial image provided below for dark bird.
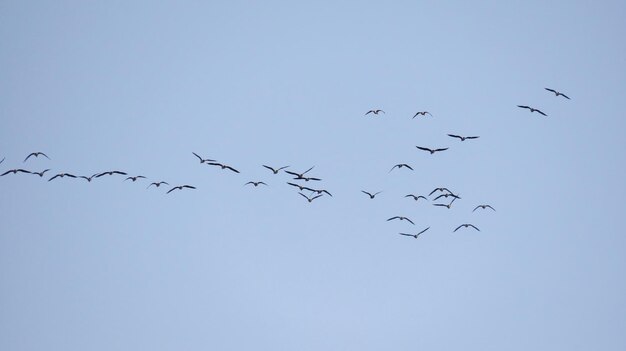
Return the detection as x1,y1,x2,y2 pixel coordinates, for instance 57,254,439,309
387,216,415,225
416,146,448,154
1,169,31,176
412,111,432,118
262,165,289,174
125,175,146,182
517,105,547,116
48,173,77,181
429,187,452,196
433,196,458,209
453,223,480,232
361,190,382,199
79,173,99,182
287,182,309,191
31,169,51,177
365,109,385,115
307,188,333,197
245,181,267,187
433,193,461,201
192,152,215,164
399,227,430,239
147,181,169,189
389,163,413,172
207,162,240,173
473,204,496,212
292,175,322,182
23,152,50,162
285,166,314,178
95,171,127,178
166,185,196,194
448,134,479,141
545,88,570,100
299,192,323,203
405,194,427,201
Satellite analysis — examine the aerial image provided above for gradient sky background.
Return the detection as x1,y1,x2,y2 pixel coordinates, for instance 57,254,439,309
1,1,625,350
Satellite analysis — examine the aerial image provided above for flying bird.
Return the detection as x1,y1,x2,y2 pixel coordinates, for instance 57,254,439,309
125,175,146,182
48,173,77,181
447,134,479,141
433,196,458,209
416,146,448,154
95,171,127,178
306,188,333,197
285,166,314,178
262,165,289,174
453,224,480,232
433,193,461,201
23,152,50,162
79,173,99,182
405,194,427,201
387,216,415,225
399,227,430,239
412,111,432,118
147,181,169,189
31,169,51,177
389,164,413,172
545,88,570,99
287,182,309,191
192,152,215,164
207,162,240,173
245,181,267,187
517,105,547,116
166,185,196,194
473,204,496,212
365,109,385,115
292,175,322,182
1,169,31,176
361,190,382,199
429,187,452,196
299,192,323,203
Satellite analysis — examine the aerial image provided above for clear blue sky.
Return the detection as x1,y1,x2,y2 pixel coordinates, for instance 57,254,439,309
1,1,625,350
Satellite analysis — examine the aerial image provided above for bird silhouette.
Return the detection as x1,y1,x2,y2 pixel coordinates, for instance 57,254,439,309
399,227,430,239
433,196,458,209
405,194,427,201
23,152,50,162
361,190,382,199
31,169,51,177
416,146,448,154
192,152,215,164
387,216,415,225
517,105,547,116
447,134,479,141
429,187,452,196
207,162,240,173
412,111,432,118
1,169,31,176
95,171,127,178
306,188,333,197
292,175,322,182
125,175,146,182
285,166,314,178
166,185,196,194
147,181,169,189
545,88,570,99
389,164,413,172
262,165,289,174
299,192,323,202
473,204,496,212
453,224,480,232
433,193,461,201
48,173,77,181
79,173,99,182
287,182,308,191
245,181,267,187
365,109,384,115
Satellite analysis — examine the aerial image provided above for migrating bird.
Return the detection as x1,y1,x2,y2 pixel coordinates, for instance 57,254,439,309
285,166,314,178
405,194,427,201
305,187,333,197
166,185,196,194
412,111,432,118
79,173,99,182
429,187,453,196
433,196,458,209
389,163,413,172
361,190,382,199
545,88,570,99
245,181,267,187
192,152,215,164
95,171,127,178
23,152,50,162
453,223,480,232
416,146,448,154
473,204,496,212
1,169,31,176
399,227,430,239
287,182,309,191
448,134,479,141
207,162,240,173
517,105,547,116
292,175,322,182
262,165,289,174
31,169,51,177
125,175,146,182
48,173,77,182
433,193,461,201
387,216,415,225
299,192,323,203
365,109,385,116
147,181,169,189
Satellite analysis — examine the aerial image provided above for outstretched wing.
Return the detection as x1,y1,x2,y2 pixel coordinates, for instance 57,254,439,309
469,224,480,231
434,148,448,152
560,93,571,100
192,152,203,162
536,109,547,116
448,134,462,139
453,225,463,232
416,146,431,152
517,105,530,109
405,217,415,225
417,227,430,235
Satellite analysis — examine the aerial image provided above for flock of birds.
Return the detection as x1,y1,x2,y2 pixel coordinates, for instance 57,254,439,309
2,87,569,239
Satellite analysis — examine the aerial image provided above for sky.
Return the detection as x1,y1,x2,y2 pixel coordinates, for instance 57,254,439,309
1,1,625,350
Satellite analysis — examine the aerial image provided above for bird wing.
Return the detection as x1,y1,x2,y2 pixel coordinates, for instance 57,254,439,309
262,165,275,172
311,194,322,201
428,189,438,196
466,136,479,139
40,152,50,159
398,233,413,237
416,146,431,152
307,177,322,181
387,216,399,221
417,227,430,235
23,153,35,162
404,164,414,170
560,93,570,99
0,170,12,176
244,182,254,186
434,194,445,201
545,88,556,94
322,190,332,197
298,192,309,200
48,174,60,181
182,185,196,189
434,148,448,152
469,224,480,231
448,134,462,139
517,105,530,109
192,152,203,162
405,218,415,225
365,110,373,115
284,170,299,176
472,205,480,212
453,225,463,232
486,205,496,211
433,204,447,207
225,166,240,173
166,187,178,194
417,196,427,201
361,191,372,197
536,109,547,116
302,166,314,175
207,162,222,167
147,183,156,188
